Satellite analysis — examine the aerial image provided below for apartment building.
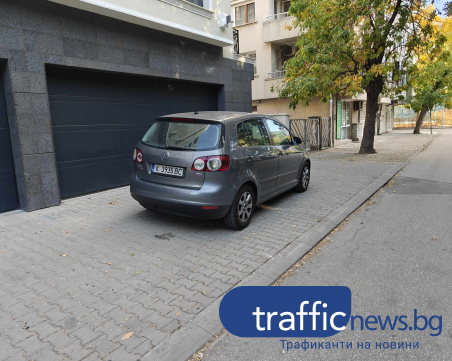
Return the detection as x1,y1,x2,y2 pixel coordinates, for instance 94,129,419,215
0,0,253,213
231,0,330,118
230,0,393,141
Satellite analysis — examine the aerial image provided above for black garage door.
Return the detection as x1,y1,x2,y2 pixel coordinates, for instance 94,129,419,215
47,66,219,198
0,71,19,212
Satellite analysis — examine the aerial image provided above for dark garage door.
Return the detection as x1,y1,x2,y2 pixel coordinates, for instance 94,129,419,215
0,71,19,212
47,66,219,198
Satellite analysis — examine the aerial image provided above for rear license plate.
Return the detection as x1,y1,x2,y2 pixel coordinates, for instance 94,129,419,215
151,164,184,177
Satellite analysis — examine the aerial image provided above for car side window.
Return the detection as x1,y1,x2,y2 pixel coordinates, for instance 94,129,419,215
265,119,293,146
237,122,252,147
237,119,271,147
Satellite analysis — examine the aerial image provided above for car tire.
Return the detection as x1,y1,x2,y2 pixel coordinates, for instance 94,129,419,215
295,163,310,193
224,185,255,230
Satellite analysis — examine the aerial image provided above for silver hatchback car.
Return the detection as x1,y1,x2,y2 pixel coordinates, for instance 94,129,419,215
130,111,310,229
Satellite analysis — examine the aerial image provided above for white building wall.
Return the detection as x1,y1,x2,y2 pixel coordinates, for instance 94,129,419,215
50,0,233,46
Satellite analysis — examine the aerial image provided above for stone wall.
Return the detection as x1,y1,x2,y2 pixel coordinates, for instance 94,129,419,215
0,0,253,211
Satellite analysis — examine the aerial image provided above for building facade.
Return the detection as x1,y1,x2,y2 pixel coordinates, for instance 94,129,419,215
230,0,331,119
230,0,393,143
0,0,253,213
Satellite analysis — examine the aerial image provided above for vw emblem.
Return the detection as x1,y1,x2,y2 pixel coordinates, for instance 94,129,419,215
161,152,170,161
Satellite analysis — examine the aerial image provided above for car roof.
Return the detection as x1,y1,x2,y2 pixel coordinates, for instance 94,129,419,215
159,111,265,123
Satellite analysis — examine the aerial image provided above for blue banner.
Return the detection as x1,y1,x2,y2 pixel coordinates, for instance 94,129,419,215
220,286,351,337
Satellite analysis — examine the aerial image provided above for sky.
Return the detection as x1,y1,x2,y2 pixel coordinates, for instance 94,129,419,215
434,0,448,13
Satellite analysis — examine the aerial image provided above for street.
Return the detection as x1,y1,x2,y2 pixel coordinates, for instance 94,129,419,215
200,129,452,361
0,1,450,360
0,131,434,361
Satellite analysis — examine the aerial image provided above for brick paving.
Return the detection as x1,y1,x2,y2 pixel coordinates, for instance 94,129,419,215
0,131,433,360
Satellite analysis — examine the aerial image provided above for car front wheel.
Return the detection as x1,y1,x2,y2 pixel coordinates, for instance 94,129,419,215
224,185,255,230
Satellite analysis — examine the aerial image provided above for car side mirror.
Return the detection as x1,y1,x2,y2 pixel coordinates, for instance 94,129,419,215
293,136,302,145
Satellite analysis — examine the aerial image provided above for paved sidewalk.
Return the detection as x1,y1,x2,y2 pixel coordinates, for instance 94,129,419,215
200,129,452,361
0,131,434,361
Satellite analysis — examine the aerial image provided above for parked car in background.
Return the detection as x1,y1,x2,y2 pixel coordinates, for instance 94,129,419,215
130,112,311,229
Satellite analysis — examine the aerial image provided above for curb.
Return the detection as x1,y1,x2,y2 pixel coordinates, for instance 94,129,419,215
146,136,436,361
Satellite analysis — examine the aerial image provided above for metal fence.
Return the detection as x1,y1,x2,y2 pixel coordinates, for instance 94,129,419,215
266,12,290,21
290,117,333,151
393,105,451,128
268,70,286,79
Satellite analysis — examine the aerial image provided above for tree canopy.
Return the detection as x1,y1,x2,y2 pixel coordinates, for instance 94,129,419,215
406,8,452,132
275,0,440,153
444,1,452,16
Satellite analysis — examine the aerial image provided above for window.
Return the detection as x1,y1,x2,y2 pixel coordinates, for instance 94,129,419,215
185,0,203,6
341,102,350,126
237,119,271,147
142,120,222,151
282,45,297,64
265,119,292,146
235,3,255,26
237,122,251,147
283,0,291,12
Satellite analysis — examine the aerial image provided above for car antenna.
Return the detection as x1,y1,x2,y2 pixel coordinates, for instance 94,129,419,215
194,110,199,114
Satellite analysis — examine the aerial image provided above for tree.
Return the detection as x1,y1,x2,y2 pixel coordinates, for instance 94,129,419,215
275,0,437,153
444,2,452,16
408,12,452,133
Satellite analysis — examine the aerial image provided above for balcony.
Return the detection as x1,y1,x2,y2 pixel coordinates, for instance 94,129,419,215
266,12,291,21
268,70,286,79
263,12,298,44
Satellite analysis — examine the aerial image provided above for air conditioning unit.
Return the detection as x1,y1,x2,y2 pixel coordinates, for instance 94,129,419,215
219,13,232,29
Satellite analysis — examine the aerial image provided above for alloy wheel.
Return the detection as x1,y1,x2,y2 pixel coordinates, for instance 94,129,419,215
238,191,253,222
302,167,310,188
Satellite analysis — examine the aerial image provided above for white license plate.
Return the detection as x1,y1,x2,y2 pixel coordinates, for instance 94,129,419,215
151,164,184,177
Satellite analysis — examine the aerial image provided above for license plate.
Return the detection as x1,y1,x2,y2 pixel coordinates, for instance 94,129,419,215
151,164,184,177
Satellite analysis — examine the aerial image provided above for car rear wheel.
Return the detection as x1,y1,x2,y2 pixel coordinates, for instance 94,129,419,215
224,185,255,230
295,163,310,193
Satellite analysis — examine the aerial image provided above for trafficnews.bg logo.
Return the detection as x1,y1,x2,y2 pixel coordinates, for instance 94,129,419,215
219,286,442,338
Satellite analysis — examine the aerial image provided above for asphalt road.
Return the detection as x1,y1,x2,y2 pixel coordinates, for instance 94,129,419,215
202,129,452,361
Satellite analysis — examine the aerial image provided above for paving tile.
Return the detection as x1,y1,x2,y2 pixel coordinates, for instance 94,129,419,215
87,335,120,359
0,132,433,360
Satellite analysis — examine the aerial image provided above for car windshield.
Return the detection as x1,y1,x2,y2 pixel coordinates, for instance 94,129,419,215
142,120,222,151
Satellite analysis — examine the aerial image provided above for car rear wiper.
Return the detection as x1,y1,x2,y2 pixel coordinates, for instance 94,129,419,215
165,146,189,151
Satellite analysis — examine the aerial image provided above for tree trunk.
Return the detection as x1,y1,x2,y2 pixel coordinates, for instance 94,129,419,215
413,70,449,134
359,77,384,154
413,106,428,134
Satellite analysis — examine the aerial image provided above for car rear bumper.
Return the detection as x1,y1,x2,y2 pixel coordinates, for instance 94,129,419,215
130,175,235,219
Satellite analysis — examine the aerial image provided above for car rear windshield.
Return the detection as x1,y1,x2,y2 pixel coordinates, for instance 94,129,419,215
141,120,223,151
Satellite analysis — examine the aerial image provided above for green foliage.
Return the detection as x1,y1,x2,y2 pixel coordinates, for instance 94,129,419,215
274,0,439,110
407,15,452,112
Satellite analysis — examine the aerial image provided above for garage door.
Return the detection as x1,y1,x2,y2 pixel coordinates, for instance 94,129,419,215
47,66,219,199
0,71,19,213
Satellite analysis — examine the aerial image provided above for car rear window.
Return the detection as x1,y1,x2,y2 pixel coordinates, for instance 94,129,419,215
141,120,223,151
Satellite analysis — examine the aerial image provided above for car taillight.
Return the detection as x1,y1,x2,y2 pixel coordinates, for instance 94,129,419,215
192,157,206,171
192,155,230,172
134,148,143,163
